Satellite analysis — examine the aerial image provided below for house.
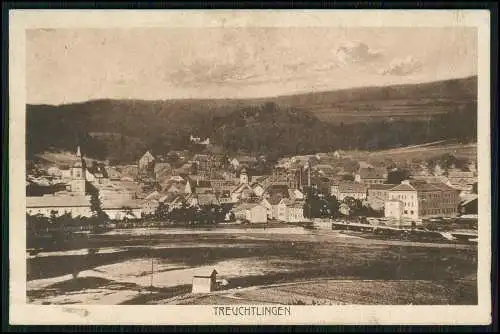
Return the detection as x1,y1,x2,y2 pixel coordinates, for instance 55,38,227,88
191,179,213,194
86,164,109,185
312,164,336,178
260,198,273,220
331,182,368,201
265,193,285,220
333,150,344,159
189,193,220,208
47,166,62,177
26,194,92,218
355,167,387,184
232,203,268,223
447,170,477,191
276,198,289,221
280,200,307,223
230,183,256,202
101,198,143,220
192,269,218,293
154,162,172,180
384,200,404,220
387,180,461,221
96,180,138,201
104,166,121,181
366,184,397,211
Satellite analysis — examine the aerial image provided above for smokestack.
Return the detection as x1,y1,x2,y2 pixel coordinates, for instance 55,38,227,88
307,162,311,187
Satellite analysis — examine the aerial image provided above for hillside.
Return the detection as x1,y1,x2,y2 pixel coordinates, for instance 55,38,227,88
26,76,477,163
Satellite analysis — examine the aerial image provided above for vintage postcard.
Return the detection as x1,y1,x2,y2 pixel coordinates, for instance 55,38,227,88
9,9,492,325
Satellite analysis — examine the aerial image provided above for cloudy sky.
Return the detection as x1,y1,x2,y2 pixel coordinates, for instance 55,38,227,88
26,27,477,105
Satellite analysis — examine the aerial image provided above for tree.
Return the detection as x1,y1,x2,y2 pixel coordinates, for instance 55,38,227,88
155,202,170,220
87,182,109,227
325,195,340,218
343,197,364,216
387,169,410,184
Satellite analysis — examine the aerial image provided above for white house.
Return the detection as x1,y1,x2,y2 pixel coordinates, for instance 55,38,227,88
232,203,268,223
192,269,218,293
285,200,307,222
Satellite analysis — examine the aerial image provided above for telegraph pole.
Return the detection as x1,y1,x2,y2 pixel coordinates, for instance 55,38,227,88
149,227,154,295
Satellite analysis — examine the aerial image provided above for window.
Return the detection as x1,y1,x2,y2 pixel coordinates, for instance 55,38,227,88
404,210,408,214
410,210,414,215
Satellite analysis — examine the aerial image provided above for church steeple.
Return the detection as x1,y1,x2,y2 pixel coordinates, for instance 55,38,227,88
70,145,86,194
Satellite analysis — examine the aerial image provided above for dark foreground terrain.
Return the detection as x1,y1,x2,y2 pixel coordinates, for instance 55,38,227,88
27,227,477,305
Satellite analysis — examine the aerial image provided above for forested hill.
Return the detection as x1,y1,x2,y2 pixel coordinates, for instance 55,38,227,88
26,76,477,164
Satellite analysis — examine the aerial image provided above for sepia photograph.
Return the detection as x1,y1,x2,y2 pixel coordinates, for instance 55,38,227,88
9,9,492,325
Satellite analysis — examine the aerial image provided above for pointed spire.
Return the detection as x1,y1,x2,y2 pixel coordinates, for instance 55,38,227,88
76,145,81,157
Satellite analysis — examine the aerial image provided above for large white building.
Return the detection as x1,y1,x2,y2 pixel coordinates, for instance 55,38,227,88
386,180,461,221
26,194,92,218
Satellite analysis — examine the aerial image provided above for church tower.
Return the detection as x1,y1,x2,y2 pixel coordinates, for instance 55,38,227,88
70,146,86,195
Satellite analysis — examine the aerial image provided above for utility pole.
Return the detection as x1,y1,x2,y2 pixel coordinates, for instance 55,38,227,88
149,227,154,296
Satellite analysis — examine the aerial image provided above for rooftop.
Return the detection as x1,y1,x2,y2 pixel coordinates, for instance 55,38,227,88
27,194,91,208
338,182,368,193
101,198,144,210
368,184,397,190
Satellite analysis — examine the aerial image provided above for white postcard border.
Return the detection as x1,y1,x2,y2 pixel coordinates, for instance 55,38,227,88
9,9,492,325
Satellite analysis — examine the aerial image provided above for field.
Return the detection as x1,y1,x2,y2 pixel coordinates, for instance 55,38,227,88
26,227,477,305
346,141,477,163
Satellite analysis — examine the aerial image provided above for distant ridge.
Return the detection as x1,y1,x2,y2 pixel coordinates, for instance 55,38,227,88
27,76,477,163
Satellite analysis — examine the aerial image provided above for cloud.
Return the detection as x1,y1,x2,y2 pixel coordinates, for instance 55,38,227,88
335,41,382,65
379,56,423,76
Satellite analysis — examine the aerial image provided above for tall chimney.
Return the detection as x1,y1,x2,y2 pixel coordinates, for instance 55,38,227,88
307,162,311,187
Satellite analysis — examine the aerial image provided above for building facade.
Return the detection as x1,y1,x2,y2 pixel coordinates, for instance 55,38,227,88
387,180,461,220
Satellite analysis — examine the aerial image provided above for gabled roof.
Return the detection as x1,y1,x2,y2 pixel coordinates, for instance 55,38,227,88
368,184,396,191
389,183,416,192
140,151,155,162
231,183,254,194
338,182,369,193
194,269,217,278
